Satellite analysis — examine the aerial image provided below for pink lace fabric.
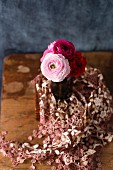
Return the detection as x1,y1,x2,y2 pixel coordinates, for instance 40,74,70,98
0,67,113,170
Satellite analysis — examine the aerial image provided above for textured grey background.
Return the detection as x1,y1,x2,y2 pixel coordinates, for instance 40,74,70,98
0,0,113,98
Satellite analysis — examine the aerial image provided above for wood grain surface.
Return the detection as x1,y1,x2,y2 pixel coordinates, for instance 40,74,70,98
0,52,113,170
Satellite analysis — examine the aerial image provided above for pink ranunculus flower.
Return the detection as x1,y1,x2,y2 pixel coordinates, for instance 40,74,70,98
40,41,56,62
40,39,76,62
41,53,70,82
40,49,52,62
48,40,56,50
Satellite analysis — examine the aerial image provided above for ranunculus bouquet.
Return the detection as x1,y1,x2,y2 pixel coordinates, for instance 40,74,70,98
40,39,86,99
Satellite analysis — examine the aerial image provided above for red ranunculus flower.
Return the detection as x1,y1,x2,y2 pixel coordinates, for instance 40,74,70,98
68,52,86,77
53,39,76,60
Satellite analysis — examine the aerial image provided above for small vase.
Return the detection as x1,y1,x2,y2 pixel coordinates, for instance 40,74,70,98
51,77,73,100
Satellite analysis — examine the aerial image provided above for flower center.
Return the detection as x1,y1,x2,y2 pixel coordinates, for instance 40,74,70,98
50,63,56,69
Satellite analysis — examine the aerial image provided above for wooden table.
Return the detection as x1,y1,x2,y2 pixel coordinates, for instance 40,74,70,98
1,52,113,170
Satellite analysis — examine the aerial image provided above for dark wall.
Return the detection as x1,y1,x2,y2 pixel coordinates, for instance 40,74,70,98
0,0,113,57
0,0,113,97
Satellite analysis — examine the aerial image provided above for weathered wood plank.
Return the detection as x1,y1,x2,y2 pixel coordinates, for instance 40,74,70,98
0,52,113,170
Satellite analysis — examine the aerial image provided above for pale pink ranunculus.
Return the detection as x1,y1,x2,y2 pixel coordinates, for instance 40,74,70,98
41,53,70,82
